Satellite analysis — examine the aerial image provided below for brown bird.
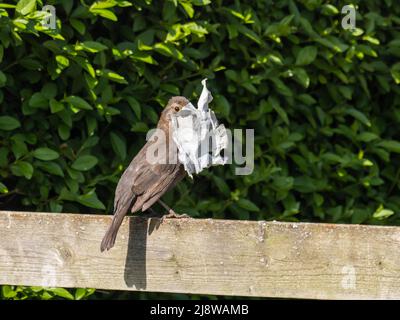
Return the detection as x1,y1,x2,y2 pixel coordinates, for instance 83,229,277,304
100,96,189,252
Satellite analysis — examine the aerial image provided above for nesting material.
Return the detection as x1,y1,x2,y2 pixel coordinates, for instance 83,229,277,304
171,79,228,177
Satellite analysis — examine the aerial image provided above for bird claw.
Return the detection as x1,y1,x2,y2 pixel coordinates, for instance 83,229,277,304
163,212,191,219
154,199,191,221
159,210,192,223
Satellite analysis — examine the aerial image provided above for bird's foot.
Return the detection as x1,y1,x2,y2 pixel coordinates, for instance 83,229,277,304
163,211,191,219
156,199,191,220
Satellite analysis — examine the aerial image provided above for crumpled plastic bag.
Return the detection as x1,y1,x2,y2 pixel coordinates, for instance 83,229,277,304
171,79,228,178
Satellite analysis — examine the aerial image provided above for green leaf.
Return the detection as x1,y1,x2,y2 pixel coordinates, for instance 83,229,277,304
294,176,323,193
33,148,60,161
90,1,117,10
72,155,98,171
154,43,185,61
126,97,141,119
0,182,8,194
321,4,339,15
0,4,16,8
11,138,28,159
214,95,231,118
317,36,349,53
41,83,57,99
237,198,260,212
160,84,180,95
338,86,353,100
20,58,42,70
212,176,230,196
143,107,159,124
130,51,158,65
237,25,262,45
131,122,149,132
282,194,300,217
49,200,63,212
351,208,371,224
36,161,64,177
271,78,292,97
0,71,6,87
1,285,16,298
192,0,211,5
99,69,127,84
64,96,93,110
269,96,289,125
75,288,86,300
110,132,127,160
378,140,400,153
373,205,394,220
358,132,379,142
70,18,86,35
16,0,36,15
77,189,106,210
11,161,34,179
73,57,95,77
58,123,70,141
81,136,100,150
391,63,400,84
345,108,371,127
293,68,310,88
47,288,74,300
296,46,318,66
50,99,64,113
0,116,21,131
29,92,48,108
179,1,194,18
79,41,108,53
91,8,117,21
0,148,9,167
55,55,70,69
0,45,3,63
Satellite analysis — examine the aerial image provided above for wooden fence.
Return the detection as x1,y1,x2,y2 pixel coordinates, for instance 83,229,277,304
0,210,400,299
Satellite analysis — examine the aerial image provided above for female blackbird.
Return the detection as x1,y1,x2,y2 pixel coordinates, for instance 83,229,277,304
100,97,189,251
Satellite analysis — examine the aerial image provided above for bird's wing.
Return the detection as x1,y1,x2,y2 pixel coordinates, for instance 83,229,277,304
112,133,185,215
130,162,185,212
131,158,176,194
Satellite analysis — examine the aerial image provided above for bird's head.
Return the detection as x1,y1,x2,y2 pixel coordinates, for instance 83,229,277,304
162,96,190,119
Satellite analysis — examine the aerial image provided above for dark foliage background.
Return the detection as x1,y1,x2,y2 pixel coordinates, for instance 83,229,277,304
1,0,400,299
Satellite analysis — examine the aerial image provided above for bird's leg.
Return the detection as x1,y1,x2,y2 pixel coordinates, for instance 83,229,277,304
157,199,176,215
157,199,191,219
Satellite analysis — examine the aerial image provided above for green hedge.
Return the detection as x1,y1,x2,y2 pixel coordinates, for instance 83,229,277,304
1,0,400,299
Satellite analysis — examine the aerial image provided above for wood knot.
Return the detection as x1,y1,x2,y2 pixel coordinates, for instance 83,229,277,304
56,245,74,265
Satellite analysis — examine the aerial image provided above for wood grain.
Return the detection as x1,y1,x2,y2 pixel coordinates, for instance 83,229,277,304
0,210,400,299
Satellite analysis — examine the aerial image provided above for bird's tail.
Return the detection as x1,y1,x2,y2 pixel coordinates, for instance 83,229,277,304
101,197,132,252
100,214,125,252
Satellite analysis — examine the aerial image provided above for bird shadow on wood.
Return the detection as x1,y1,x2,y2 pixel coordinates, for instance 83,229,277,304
124,216,162,290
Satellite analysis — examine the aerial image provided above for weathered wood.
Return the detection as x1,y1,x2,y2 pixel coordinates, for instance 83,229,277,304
0,210,400,299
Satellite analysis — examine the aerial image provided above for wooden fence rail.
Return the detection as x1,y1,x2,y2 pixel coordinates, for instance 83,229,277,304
0,210,400,299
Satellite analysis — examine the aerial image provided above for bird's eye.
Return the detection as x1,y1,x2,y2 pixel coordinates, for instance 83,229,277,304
174,106,180,112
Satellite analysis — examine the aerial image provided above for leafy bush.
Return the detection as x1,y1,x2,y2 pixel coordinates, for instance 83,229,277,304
1,0,400,299
1,285,94,300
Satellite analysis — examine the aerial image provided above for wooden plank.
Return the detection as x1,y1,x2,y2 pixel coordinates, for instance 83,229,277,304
0,210,400,299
